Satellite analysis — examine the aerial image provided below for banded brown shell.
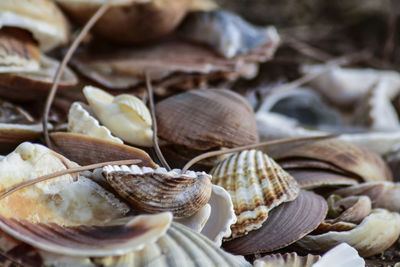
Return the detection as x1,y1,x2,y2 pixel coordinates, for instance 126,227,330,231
103,165,212,218
210,149,300,238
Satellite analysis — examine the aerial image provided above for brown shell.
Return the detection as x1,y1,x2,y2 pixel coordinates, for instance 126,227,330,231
156,89,258,150
49,132,156,168
287,169,358,189
103,165,212,218
276,140,393,182
222,190,327,255
312,221,357,235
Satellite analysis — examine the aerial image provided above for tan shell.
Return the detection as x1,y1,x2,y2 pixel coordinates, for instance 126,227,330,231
297,209,400,257
326,195,371,225
103,165,212,218
287,169,358,189
68,102,123,144
50,132,156,167
156,89,259,150
0,0,69,51
276,139,393,182
254,252,320,267
211,149,300,238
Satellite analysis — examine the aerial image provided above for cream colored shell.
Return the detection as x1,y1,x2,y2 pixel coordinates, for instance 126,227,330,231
68,102,123,144
83,86,153,147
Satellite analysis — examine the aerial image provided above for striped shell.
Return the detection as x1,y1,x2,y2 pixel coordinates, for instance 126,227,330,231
210,149,300,238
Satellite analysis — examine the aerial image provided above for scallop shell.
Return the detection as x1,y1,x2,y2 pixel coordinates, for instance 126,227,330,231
179,10,279,58
50,132,156,167
312,243,365,267
287,169,358,189
254,252,320,267
296,209,400,257
211,149,300,238
83,86,153,147
103,165,212,218
222,190,327,255
156,89,259,150
68,102,123,144
276,140,393,182
0,213,172,257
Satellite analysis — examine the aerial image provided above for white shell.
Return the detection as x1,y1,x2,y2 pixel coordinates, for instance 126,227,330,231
68,102,123,144
83,86,153,147
174,204,211,232
312,243,365,267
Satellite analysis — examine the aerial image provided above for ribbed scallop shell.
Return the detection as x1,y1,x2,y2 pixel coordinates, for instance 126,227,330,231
103,165,212,218
210,149,300,238
254,252,320,267
68,102,123,144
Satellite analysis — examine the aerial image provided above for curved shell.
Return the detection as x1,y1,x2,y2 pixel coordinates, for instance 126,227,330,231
156,89,259,150
296,209,400,257
211,149,300,238
287,169,358,189
68,102,123,144
326,195,371,224
312,243,365,267
103,165,212,218
254,252,320,267
174,204,211,233
83,86,153,147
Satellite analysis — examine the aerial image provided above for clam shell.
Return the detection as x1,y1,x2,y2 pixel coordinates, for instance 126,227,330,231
297,209,400,257
211,149,300,238
222,190,327,255
312,243,365,267
0,213,172,257
0,122,43,153
287,169,358,189
156,89,258,150
83,86,153,147
326,195,371,225
275,140,393,182
68,102,123,144
103,165,212,218
254,252,320,267
50,132,156,167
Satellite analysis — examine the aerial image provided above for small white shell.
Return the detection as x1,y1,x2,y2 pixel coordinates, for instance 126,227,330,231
83,86,153,147
68,102,123,144
174,204,211,232
312,243,365,267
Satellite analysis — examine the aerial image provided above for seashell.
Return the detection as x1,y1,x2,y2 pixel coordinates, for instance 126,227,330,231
200,184,236,246
287,169,358,189
312,221,357,235
83,86,153,147
0,27,39,73
296,209,400,257
68,102,123,144
0,54,78,101
156,89,259,151
92,222,252,267
222,190,327,255
254,252,320,267
0,142,130,225
0,0,70,51
312,243,365,267
275,140,393,182
0,212,172,257
179,10,279,58
190,0,219,11
210,149,299,238
326,195,371,225
174,204,211,233
334,182,400,213
56,0,190,44
50,132,156,167
103,165,212,218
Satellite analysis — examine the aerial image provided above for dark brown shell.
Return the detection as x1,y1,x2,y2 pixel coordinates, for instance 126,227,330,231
156,89,259,150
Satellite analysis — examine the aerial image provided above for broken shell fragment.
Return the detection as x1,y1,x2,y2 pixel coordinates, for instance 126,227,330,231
326,195,371,225
174,204,211,233
83,86,153,147
222,190,327,255
297,209,400,257
103,165,212,218
0,213,172,257
68,102,123,144
254,252,320,267
211,149,300,238
312,243,365,267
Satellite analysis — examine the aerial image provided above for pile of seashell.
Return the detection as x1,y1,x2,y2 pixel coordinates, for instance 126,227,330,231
0,0,399,267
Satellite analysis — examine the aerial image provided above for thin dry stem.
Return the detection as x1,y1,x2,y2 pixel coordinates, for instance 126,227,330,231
0,159,140,201
43,1,112,148
145,72,171,171
181,135,337,173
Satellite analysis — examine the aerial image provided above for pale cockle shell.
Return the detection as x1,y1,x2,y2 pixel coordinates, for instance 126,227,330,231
103,165,212,218
83,86,153,147
174,204,211,233
68,102,123,144
210,149,300,238
296,209,400,257
0,142,130,225
254,252,320,267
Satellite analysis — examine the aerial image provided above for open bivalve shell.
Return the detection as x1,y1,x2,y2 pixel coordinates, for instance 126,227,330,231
103,165,212,218
211,149,300,238
296,209,400,257
0,0,70,51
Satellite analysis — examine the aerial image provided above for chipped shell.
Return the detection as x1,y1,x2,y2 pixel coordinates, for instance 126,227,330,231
83,86,153,147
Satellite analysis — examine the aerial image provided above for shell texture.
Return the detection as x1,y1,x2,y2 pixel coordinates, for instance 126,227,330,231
174,204,211,233
312,243,365,267
103,165,212,218
210,149,300,238
287,169,358,189
254,252,320,267
68,102,123,144
326,195,371,224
